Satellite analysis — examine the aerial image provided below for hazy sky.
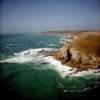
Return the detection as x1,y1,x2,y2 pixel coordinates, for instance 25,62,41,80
1,0,100,33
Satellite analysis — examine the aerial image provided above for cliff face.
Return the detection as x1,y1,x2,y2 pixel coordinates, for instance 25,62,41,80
53,32,100,70
53,44,71,64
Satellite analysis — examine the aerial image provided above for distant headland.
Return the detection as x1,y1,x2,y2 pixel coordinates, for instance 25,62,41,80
42,30,100,35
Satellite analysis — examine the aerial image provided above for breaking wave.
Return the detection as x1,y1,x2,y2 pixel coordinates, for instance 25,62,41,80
0,48,100,78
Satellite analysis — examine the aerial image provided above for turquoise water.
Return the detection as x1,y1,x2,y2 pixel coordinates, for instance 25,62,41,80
0,33,61,57
0,33,100,100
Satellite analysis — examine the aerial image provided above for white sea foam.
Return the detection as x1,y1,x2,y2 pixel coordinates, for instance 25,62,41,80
44,56,74,77
47,43,56,47
0,48,100,78
8,43,25,46
59,35,72,44
0,48,55,63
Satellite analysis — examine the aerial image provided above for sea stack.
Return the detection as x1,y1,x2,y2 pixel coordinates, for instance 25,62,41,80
53,32,100,70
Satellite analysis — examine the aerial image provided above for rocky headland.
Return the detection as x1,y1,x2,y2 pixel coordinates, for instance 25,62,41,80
53,32,100,70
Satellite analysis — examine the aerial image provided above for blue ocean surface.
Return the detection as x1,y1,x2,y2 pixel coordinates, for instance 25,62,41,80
0,33,100,100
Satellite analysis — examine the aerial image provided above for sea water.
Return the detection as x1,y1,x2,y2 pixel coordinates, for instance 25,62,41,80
0,33,100,100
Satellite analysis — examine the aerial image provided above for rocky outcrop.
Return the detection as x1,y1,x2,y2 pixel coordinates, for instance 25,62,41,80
53,32,100,70
53,44,71,64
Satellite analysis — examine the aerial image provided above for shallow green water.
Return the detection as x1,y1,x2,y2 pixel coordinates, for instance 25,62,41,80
0,33,100,100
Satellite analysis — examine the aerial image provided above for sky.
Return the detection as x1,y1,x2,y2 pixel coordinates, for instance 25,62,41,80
0,0,100,33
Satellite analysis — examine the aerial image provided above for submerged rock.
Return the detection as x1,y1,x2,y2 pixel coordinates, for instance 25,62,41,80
53,32,100,70
38,49,55,56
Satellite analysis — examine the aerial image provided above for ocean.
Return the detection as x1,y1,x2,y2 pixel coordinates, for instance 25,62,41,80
0,33,100,100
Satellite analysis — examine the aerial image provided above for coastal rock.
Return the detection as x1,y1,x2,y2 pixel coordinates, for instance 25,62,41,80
53,32,100,70
53,44,71,64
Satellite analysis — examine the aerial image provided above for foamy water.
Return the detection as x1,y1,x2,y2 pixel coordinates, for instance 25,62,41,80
0,48,100,78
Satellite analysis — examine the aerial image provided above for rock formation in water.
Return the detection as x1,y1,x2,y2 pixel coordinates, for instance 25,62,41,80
53,32,100,70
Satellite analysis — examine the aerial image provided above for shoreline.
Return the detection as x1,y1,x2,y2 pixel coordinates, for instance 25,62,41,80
53,31,100,70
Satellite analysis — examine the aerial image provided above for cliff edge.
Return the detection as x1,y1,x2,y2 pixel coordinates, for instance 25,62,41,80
53,32,100,70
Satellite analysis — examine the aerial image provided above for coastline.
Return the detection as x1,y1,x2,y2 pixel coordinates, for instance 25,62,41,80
53,31,100,71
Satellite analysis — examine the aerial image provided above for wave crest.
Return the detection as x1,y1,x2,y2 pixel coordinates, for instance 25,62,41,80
0,48,100,78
